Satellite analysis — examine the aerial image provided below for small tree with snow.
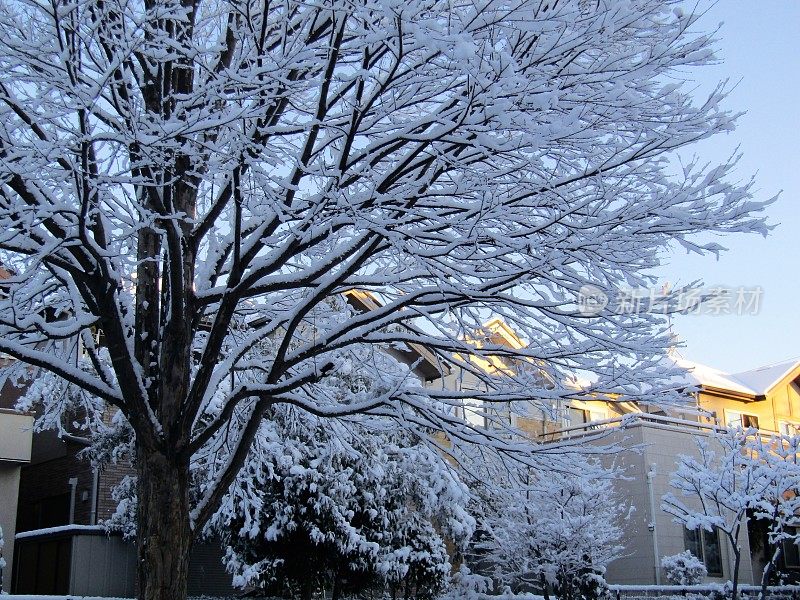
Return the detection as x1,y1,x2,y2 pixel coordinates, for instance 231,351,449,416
748,434,800,597
661,550,708,585
214,408,474,600
480,457,625,600
663,428,771,600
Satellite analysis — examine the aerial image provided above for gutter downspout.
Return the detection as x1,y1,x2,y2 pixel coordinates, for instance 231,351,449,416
68,477,78,524
89,468,99,525
646,463,661,585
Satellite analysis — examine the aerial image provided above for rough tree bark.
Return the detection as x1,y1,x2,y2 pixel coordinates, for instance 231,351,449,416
136,447,193,600
733,551,741,600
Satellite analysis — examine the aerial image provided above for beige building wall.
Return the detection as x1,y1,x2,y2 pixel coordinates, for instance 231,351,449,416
0,409,33,592
391,314,798,588
581,420,757,586
0,410,33,463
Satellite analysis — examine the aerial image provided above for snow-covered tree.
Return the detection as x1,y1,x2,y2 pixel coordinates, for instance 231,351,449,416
0,0,771,598
749,434,800,597
662,428,772,600
213,408,474,600
664,429,800,598
478,458,626,600
661,550,707,585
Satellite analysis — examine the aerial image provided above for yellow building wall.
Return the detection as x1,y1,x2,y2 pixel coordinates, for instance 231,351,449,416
696,365,800,434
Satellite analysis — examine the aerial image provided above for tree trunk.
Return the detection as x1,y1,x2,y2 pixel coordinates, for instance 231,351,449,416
301,578,314,600
331,573,342,600
541,573,551,600
136,447,193,600
760,546,781,600
731,548,741,600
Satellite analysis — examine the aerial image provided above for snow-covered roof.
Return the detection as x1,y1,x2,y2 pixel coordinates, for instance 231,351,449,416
730,360,800,395
662,353,800,398
15,524,105,539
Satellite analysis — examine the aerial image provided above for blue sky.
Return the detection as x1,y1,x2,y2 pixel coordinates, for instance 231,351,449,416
656,1,800,373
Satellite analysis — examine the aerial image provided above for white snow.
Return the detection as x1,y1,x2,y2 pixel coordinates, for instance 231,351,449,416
0,0,780,594
15,525,105,540
660,353,800,396
3,597,130,600
730,359,800,395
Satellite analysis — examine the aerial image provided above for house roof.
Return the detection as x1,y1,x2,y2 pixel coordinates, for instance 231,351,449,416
480,318,526,350
343,289,450,381
663,353,800,399
730,359,800,395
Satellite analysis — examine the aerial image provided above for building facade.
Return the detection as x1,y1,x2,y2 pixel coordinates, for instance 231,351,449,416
543,355,800,586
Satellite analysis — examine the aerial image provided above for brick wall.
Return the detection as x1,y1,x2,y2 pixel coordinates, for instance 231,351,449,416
17,440,95,531
0,376,26,411
97,460,135,522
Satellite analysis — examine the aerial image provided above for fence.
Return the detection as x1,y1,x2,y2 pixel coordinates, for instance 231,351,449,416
609,584,800,600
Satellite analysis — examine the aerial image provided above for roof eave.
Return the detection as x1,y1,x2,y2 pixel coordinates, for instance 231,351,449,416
699,385,765,403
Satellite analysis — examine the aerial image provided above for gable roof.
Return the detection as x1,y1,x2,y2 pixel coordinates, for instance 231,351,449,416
480,318,526,350
343,289,449,381
730,359,800,395
663,353,800,399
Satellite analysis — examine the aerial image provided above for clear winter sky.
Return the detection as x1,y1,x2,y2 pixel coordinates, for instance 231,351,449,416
656,1,800,373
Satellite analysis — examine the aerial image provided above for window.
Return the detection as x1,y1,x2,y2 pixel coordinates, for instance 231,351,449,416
589,409,606,423
684,527,723,576
742,414,760,429
564,406,606,429
782,527,800,568
726,411,759,430
17,492,70,532
566,407,590,427
783,538,800,568
779,421,800,437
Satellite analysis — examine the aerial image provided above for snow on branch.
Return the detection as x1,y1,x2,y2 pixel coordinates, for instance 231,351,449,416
0,0,773,537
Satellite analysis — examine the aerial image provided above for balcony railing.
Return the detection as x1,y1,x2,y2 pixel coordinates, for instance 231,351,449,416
539,412,734,442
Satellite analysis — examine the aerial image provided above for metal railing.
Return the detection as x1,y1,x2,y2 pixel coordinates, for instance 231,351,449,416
539,412,726,442
537,410,799,444
609,584,800,600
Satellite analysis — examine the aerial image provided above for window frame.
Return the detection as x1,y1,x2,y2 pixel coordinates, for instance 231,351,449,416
684,526,723,577
563,406,607,429
564,406,589,428
781,526,800,569
779,421,800,437
725,410,760,430
782,538,800,569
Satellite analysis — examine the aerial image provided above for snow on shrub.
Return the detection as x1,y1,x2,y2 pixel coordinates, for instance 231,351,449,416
661,550,707,585
0,524,5,595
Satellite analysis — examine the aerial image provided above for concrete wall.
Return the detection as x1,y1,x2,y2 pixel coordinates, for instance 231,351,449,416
0,464,22,592
598,422,757,586
600,426,655,585
0,409,32,592
0,410,32,463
